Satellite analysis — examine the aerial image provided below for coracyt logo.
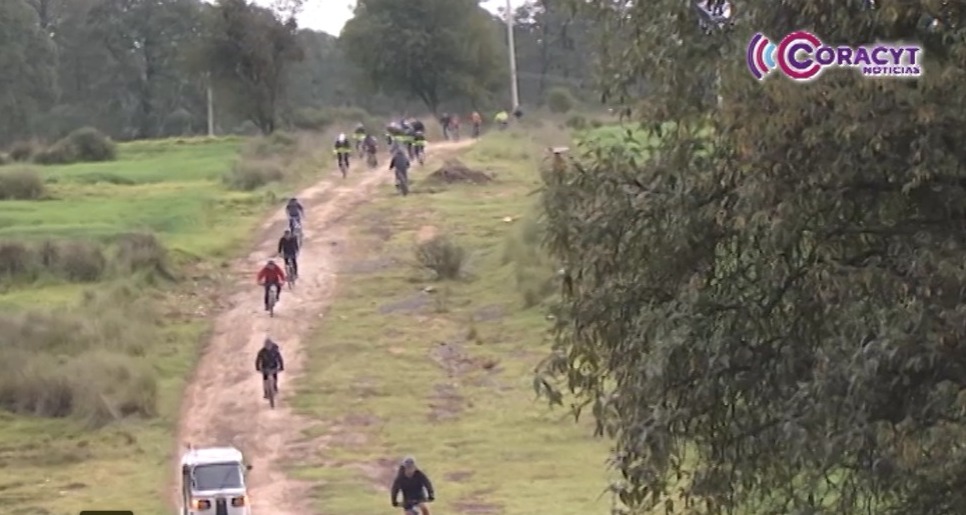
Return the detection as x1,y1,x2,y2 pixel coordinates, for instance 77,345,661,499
747,31,922,81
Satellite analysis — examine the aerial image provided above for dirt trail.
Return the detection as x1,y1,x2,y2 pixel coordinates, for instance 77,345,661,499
173,139,475,514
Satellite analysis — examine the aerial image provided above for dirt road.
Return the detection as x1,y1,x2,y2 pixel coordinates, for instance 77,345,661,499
173,140,473,514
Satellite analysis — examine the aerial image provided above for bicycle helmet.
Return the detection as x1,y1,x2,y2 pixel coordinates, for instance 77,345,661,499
401,456,416,467
337,133,347,142
267,259,276,266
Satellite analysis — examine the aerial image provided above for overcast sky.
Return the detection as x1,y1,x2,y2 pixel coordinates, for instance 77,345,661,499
254,0,511,36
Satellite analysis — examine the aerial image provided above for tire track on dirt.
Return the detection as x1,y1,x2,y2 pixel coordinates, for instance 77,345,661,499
172,140,474,514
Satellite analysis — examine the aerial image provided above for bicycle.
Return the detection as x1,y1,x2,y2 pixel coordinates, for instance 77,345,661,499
337,153,349,178
366,149,378,169
394,168,409,196
401,499,432,515
291,218,304,247
260,282,279,317
413,144,425,166
284,257,296,289
261,367,279,409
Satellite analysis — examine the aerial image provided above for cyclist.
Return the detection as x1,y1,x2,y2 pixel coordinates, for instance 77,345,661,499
389,144,411,194
412,130,426,164
385,122,401,146
394,124,413,159
494,110,509,129
334,133,352,171
470,111,482,137
256,259,286,311
390,456,434,515
410,118,425,134
439,113,452,140
277,229,300,278
255,338,284,398
285,198,304,232
363,133,378,166
449,113,460,140
353,123,367,153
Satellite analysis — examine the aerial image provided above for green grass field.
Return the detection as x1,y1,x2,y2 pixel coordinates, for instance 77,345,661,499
0,134,321,515
292,128,617,514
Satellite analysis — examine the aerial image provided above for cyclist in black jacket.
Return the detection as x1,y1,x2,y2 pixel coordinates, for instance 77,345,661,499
277,229,300,278
390,456,434,514
255,338,284,397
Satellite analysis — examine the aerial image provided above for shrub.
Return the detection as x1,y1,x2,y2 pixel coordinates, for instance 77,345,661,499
0,152,9,165
502,211,557,307
546,87,576,114
416,235,467,280
8,141,35,161
223,159,285,190
289,107,331,131
65,127,117,162
0,241,36,280
56,241,108,281
0,166,46,199
33,140,77,164
114,232,171,278
565,115,588,130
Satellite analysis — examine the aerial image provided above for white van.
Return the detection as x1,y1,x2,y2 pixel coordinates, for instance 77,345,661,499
179,445,252,515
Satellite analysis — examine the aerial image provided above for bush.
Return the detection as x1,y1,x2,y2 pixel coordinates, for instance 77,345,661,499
33,140,77,164
0,152,9,165
0,241,36,280
8,141,36,162
65,127,116,162
0,290,160,427
565,115,588,130
0,166,47,200
114,232,171,279
289,107,331,131
502,212,558,307
416,235,467,280
223,159,285,190
546,87,576,114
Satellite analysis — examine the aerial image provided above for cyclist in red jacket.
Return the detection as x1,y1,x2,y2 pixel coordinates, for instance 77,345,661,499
256,260,286,311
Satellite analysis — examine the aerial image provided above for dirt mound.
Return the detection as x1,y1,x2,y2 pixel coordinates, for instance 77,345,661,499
426,159,492,184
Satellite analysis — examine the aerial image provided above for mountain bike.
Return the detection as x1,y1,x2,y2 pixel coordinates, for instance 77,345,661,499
261,368,279,409
394,168,409,196
338,153,349,178
413,144,425,166
261,282,278,317
284,257,296,289
291,218,304,247
401,499,432,515
366,149,378,168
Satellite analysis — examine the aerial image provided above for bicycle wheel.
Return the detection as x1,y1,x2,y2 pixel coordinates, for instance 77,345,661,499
268,287,276,317
265,378,276,408
286,264,296,289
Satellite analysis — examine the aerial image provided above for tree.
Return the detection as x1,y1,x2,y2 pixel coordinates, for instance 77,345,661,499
203,0,304,134
538,1,966,514
0,0,58,145
339,0,506,113
86,0,206,138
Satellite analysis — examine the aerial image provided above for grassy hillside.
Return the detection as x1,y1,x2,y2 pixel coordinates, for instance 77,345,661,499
292,126,617,514
0,134,323,515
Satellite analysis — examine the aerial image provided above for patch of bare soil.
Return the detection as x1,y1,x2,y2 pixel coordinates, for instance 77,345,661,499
453,490,503,514
426,342,501,421
425,158,492,184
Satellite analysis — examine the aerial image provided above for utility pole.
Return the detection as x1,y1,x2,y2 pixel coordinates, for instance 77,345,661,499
505,0,520,109
206,73,215,137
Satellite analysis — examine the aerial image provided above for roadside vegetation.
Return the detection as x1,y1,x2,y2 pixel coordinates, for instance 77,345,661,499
0,131,328,514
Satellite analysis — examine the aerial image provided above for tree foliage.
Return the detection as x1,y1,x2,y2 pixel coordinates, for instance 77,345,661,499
203,0,304,134
538,1,966,514
339,0,507,112
0,0,59,141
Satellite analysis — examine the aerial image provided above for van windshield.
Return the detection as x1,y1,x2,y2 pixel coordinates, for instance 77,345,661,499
192,463,244,491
